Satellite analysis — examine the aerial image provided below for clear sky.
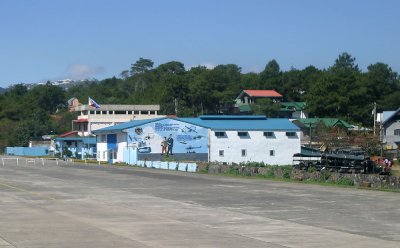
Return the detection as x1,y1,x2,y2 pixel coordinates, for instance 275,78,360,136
1,0,399,87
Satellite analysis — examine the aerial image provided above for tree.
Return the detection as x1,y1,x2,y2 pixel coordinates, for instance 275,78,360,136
29,82,66,113
250,98,281,117
365,63,399,110
156,61,185,75
331,52,360,72
130,58,154,75
259,59,282,92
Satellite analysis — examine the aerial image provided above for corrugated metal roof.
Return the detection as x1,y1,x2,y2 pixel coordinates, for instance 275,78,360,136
382,108,400,125
181,117,299,131
103,116,298,132
93,115,299,134
296,118,352,129
55,137,96,144
280,102,306,111
59,131,78,137
243,90,282,97
92,117,167,134
199,115,266,120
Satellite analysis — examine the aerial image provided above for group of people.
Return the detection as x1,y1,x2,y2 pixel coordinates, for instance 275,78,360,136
161,135,174,156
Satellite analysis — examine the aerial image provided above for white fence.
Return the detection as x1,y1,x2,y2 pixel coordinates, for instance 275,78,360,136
1,157,75,166
1,157,198,173
135,160,198,172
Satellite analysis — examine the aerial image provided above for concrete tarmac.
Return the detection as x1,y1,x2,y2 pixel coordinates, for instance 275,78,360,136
0,157,399,247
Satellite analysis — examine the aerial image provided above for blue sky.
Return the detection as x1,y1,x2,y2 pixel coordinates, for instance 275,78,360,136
0,0,399,87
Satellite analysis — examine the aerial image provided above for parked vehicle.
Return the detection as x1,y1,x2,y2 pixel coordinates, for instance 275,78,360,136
293,146,377,174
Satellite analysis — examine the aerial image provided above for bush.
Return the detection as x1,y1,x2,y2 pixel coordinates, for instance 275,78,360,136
228,166,240,175
282,166,292,179
336,178,354,186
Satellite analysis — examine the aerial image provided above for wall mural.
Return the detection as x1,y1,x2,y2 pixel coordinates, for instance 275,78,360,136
126,119,208,161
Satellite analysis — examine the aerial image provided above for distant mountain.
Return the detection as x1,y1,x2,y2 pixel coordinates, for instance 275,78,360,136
25,79,93,90
0,87,6,94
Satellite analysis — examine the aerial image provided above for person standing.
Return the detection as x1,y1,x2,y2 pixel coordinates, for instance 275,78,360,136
167,134,174,155
161,137,167,155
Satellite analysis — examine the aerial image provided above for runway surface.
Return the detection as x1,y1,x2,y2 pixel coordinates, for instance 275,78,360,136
0,157,399,247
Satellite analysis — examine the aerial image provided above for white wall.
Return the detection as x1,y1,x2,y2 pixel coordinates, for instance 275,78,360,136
209,130,300,165
116,133,127,163
96,136,108,162
96,133,127,163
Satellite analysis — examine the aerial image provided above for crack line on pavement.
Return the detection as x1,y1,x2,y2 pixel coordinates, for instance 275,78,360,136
0,181,57,201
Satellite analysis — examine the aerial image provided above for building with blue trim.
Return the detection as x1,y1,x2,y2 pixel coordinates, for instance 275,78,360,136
93,115,300,165
54,135,97,159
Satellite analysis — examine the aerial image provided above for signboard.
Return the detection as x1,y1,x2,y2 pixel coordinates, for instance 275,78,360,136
126,119,208,161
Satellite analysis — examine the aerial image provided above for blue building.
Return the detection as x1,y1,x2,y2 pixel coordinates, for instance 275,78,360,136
93,116,300,165
54,131,97,159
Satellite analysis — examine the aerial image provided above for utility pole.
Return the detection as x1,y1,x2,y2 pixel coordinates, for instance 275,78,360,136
309,122,312,148
373,102,377,137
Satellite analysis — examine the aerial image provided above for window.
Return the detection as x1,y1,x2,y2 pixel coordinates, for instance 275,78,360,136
241,149,247,157
102,111,107,114
270,150,275,156
95,111,100,114
128,111,132,115
150,111,155,115
394,129,400,136
286,132,296,137
264,132,274,137
101,135,107,142
219,150,224,157
115,111,126,115
238,131,248,137
141,111,149,115
215,131,226,137
89,111,94,114
134,111,140,115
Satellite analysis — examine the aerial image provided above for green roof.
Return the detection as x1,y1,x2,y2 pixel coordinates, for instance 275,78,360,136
296,118,352,129
280,102,306,111
238,104,252,112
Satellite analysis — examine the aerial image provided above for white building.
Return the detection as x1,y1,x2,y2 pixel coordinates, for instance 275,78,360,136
73,104,163,136
93,116,300,165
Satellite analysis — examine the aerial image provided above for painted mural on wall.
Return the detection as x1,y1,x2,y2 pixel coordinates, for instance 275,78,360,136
126,119,208,161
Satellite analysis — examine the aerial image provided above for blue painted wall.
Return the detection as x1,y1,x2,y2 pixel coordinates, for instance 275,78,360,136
5,147,49,156
125,119,208,161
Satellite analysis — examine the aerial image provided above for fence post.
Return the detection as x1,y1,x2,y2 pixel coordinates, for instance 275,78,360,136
2,158,4,166
17,158,19,166
41,158,44,166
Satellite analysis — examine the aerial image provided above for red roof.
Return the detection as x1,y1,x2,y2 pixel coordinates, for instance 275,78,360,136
59,131,78,138
243,90,282,98
73,118,88,123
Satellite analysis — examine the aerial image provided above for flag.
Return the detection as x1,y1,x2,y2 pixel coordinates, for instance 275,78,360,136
88,97,100,109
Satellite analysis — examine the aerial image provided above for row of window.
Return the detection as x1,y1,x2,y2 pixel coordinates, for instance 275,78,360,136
81,110,157,115
215,131,297,138
219,149,275,157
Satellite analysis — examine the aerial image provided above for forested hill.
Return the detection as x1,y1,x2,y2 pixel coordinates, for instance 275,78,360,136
0,52,399,149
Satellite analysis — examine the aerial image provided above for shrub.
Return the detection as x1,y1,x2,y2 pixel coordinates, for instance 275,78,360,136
228,166,240,175
336,178,354,186
282,166,292,179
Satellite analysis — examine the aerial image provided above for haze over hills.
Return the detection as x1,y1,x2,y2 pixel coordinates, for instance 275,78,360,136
0,79,91,92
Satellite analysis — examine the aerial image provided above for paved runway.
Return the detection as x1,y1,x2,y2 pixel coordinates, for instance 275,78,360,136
0,157,399,247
